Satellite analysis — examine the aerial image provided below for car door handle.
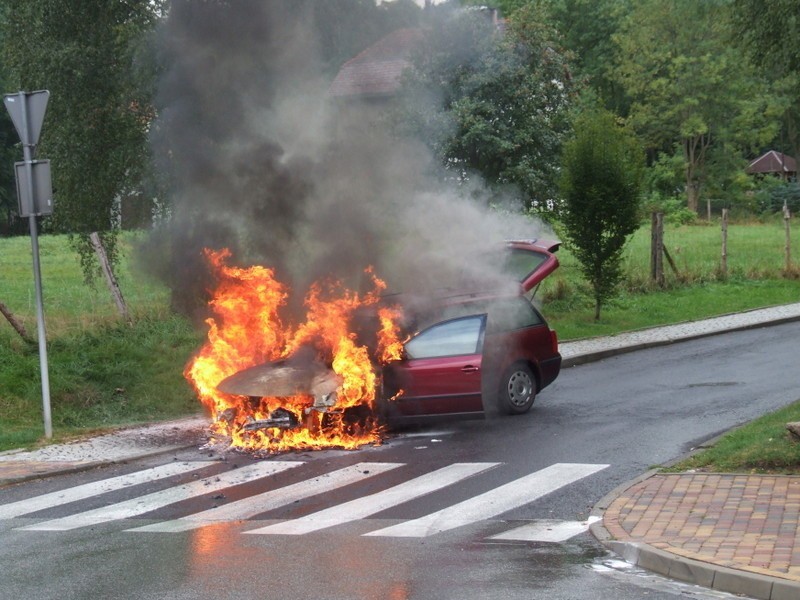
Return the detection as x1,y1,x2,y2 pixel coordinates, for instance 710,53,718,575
461,365,480,373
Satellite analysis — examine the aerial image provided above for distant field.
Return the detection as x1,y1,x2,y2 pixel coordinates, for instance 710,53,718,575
540,220,800,338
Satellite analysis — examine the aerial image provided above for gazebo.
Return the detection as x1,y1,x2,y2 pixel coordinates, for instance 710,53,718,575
746,150,797,181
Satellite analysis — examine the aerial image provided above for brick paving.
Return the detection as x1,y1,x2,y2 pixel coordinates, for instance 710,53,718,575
604,473,800,583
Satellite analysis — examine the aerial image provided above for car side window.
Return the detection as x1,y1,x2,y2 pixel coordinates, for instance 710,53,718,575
405,315,485,359
487,298,542,333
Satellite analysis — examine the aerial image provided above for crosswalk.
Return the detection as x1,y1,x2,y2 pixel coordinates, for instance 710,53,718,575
1,460,609,540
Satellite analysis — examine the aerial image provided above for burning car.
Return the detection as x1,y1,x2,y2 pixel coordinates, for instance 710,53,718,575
187,240,561,454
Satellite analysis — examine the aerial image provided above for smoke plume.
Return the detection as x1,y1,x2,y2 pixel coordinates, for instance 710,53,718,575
146,0,547,319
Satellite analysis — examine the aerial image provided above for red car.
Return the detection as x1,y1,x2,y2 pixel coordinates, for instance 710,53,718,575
380,239,561,423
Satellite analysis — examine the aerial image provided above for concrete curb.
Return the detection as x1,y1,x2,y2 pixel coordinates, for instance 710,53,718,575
560,304,800,368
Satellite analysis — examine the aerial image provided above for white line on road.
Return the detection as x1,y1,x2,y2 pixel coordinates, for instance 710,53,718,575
0,461,216,519
364,463,609,538
127,462,404,533
244,462,500,536
16,461,302,531
488,516,601,543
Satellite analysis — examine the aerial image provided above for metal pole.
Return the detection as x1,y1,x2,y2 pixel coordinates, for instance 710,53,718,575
19,92,52,439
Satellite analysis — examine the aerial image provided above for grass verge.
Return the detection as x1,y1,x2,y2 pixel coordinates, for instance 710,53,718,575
665,399,800,475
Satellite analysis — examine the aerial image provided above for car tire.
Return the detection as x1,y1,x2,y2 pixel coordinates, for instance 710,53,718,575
498,362,536,415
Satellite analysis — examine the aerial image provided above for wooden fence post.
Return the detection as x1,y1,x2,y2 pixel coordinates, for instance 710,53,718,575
0,300,32,343
89,232,131,323
784,204,792,271
720,208,729,278
650,212,664,286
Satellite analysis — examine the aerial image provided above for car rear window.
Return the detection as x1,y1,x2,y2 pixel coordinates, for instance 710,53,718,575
405,315,485,359
503,248,548,283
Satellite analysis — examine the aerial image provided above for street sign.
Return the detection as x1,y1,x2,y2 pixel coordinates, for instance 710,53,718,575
3,89,53,439
3,90,49,149
14,160,52,216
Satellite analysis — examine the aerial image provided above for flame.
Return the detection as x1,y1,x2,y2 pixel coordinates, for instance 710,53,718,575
185,248,403,453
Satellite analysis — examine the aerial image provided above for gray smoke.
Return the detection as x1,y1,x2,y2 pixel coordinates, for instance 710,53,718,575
147,0,548,319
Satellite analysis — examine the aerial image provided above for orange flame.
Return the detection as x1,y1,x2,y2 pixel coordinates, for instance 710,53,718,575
185,248,403,453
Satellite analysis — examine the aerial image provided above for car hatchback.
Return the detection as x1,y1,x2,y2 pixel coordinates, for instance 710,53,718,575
380,239,562,422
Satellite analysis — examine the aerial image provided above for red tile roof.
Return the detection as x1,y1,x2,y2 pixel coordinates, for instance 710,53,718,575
328,28,423,98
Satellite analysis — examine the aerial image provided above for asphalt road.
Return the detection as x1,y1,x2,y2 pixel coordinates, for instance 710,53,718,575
2,321,799,600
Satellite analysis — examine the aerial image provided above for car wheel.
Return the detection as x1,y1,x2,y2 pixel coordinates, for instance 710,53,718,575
498,363,536,415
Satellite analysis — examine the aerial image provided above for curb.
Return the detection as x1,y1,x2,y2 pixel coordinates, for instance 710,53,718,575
560,307,800,368
589,465,800,598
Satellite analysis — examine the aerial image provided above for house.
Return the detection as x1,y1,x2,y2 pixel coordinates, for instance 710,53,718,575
328,28,423,102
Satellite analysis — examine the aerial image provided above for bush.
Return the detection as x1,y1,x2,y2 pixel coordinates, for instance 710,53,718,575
755,180,800,214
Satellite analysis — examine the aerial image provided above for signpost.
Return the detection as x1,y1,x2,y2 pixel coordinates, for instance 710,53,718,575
4,90,53,438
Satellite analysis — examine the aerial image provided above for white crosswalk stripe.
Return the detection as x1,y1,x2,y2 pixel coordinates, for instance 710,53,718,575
2,461,610,540
128,462,403,533
364,463,609,538
16,461,302,531
245,462,500,536
0,461,216,519
488,516,602,543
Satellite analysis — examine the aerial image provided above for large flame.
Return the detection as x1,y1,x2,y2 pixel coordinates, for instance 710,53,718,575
185,249,403,453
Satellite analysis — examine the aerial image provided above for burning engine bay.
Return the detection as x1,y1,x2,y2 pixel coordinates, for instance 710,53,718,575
186,248,406,455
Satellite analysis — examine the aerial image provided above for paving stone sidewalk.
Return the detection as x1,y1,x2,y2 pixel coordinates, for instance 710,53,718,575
2,302,800,599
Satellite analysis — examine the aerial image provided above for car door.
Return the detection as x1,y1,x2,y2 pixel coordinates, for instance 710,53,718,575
382,314,485,418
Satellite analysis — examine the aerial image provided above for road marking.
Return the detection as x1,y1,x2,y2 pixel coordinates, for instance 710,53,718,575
16,461,302,531
488,516,601,543
364,463,609,538
244,462,500,536
0,461,216,520
127,462,403,533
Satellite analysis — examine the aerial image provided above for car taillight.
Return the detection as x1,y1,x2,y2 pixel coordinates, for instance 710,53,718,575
549,330,559,353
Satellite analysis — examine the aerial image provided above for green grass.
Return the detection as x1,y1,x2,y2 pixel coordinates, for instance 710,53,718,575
539,220,800,339
1,221,799,452
665,399,800,474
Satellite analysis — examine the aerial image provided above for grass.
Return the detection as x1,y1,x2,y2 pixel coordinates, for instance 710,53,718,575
665,399,800,474
1,220,799,455
539,221,800,339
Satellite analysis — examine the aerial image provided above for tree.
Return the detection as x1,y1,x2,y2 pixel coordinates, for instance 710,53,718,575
1,0,163,279
396,4,574,211
559,107,643,320
730,0,800,164
612,0,778,213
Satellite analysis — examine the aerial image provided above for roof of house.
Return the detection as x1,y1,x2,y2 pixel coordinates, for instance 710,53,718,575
328,28,423,98
746,150,798,174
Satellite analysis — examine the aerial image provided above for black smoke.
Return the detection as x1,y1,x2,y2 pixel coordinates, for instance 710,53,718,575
144,0,545,321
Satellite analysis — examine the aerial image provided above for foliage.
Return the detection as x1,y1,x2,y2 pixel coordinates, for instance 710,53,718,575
730,0,800,165
753,181,800,215
558,107,644,320
396,3,574,211
1,0,163,282
611,0,779,213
